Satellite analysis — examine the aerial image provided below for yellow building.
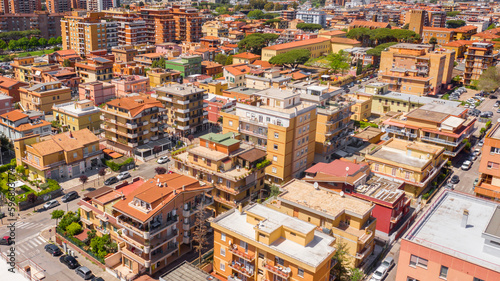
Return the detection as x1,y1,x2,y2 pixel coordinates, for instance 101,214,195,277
198,80,228,95
348,91,372,121
232,52,261,65
365,138,445,197
267,179,376,268
171,132,267,215
11,56,35,83
261,37,331,61
14,129,102,182
146,68,182,88
464,42,497,86
330,38,362,53
453,25,477,40
19,81,72,113
52,99,102,133
211,203,337,281
422,27,454,45
202,21,228,38
221,88,317,184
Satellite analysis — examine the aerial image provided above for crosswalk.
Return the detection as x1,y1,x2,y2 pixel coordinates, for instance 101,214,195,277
11,221,46,230
3,235,46,259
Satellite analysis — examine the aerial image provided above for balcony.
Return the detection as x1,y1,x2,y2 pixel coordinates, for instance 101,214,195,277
183,220,194,231
390,212,403,223
151,135,159,141
128,142,138,148
150,215,179,236
127,133,138,138
125,122,138,129
177,116,190,122
150,117,159,123
142,130,149,135
118,231,145,251
228,245,255,261
144,139,150,144
151,126,158,132
264,262,290,279
359,229,373,244
229,261,254,278
121,246,149,267
355,246,371,260
239,128,267,139
142,121,149,126
182,196,214,217
177,99,190,105
100,115,105,121
150,229,178,250
421,135,464,147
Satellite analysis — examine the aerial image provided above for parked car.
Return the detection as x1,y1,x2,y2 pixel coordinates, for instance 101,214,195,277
474,178,479,187
473,148,481,157
43,200,60,210
381,257,395,270
461,160,472,170
157,156,170,164
75,266,93,280
478,140,484,147
59,255,79,269
490,95,498,99
62,191,78,203
444,183,454,190
44,244,62,256
464,104,469,108
371,265,389,281
104,176,118,186
116,171,131,181
0,236,12,245
450,175,460,184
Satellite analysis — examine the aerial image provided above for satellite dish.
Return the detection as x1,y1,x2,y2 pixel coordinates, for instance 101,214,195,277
346,167,350,171
314,182,319,190
340,191,345,197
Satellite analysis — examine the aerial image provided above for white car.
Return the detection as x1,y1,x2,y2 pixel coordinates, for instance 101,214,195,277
157,156,170,164
461,160,472,170
371,265,389,281
43,200,60,210
117,171,131,181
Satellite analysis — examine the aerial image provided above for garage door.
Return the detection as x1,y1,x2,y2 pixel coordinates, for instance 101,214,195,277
72,164,80,176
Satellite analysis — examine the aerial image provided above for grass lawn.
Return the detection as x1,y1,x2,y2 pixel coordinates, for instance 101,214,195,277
0,48,57,59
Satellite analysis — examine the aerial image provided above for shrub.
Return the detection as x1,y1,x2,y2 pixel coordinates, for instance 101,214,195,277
155,167,167,174
66,222,82,236
0,158,16,173
103,157,134,172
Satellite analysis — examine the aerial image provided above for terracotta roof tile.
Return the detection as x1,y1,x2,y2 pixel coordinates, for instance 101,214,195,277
330,38,361,44
263,37,330,51
233,52,261,60
0,110,27,122
106,95,164,117
349,20,391,29
224,64,252,76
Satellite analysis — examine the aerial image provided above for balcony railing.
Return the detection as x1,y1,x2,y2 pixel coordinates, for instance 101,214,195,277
150,215,179,236
150,229,178,250
228,245,255,261
390,212,403,223
264,262,290,279
229,261,254,278
355,246,371,260
421,135,464,147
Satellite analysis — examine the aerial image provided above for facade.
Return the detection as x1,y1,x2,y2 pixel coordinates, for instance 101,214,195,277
9,0,41,13
147,68,182,88
232,52,261,65
165,56,203,78
245,70,292,91
464,42,497,87
396,191,500,281
223,64,252,88
205,94,235,123
75,57,114,83
153,84,208,136
348,91,372,121
422,27,454,44
0,110,51,141
0,12,66,39
379,43,455,96
172,132,267,215
407,10,425,35
296,10,327,27
79,81,116,105
221,88,317,184
19,81,72,114
211,203,337,281
52,100,102,133
261,38,331,62
111,75,150,98
0,94,12,115
47,0,71,13
14,129,102,182
201,61,223,77
476,123,500,201
365,138,445,198
0,76,28,103
100,95,164,151
198,81,228,96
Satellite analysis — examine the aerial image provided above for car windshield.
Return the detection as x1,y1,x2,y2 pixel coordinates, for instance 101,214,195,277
374,271,383,277
382,261,390,266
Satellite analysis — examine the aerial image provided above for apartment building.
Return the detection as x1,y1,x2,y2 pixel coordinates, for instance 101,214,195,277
47,0,70,13
348,20,391,31
19,81,72,114
152,84,208,136
75,57,114,83
0,76,28,103
0,12,66,39
111,75,150,98
11,56,37,83
464,42,498,87
365,138,445,198
61,11,118,55
100,95,164,153
202,21,228,38
165,55,202,78
9,0,41,13
87,0,115,12
79,81,116,105
14,129,102,182
52,100,102,133
147,68,182,88
383,103,475,158
205,94,235,123
110,173,214,276
348,91,372,121
232,52,261,65
261,37,331,61
267,179,375,268
281,9,297,21
221,88,317,184
422,27,454,44
0,110,52,141
476,123,500,201
0,94,12,115
139,8,176,44
296,9,327,27
172,132,267,215
396,191,500,281
198,81,228,96
170,5,204,42
427,11,447,28
211,203,337,281
223,64,252,88
379,43,455,96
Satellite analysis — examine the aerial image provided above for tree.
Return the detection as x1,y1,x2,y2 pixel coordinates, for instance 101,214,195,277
247,10,264,19
38,37,47,47
264,2,273,11
29,37,39,47
48,37,56,45
67,222,83,236
327,50,350,75
238,33,279,54
155,167,167,174
447,11,460,17
332,241,350,280
446,20,466,28
138,2,144,7
296,23,323,32
478,66,500,93
79,175,88,190
356,60,362,76
401,23,409,29
0,40,6,50
487,23,496,30
269,49,311,69
214,53,228,66
98,167,106,183
192,205,208,267
153,145,162,157
62,59,71,67
349,268,364,281
366,42,398,57
273,3,283,10
429,36,438,50
15,165,25,175
225,55,233,65
124,4,130,9
17,37,29,50
56,36,62,45
51,210,64,227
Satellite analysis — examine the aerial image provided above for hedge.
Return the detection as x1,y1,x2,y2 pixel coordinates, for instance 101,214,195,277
101,157,134,172
0,159,16,173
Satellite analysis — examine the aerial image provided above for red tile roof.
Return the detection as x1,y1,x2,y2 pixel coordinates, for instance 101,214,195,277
305,159,368,177
263,37,330,51
0,110,27,122
233,52,261,60
330,38,361,45
349,20,391,29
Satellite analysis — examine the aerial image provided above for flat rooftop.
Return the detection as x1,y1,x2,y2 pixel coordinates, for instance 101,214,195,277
224,86,259,96
52,101,100,116
159,261,222,281
406,103,466,123
155,84,205,96
374,91,461,107
369,144,431,169
212,203,336,268
355,175,404,204
255,88,299,100
405,191,500,272
488,123,500,140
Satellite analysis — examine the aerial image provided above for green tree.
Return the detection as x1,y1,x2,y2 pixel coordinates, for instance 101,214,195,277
327,50,350,75
38,37,47,47
487,23,496,30
247,9,264,19
18,37,29,50
8,39,17,50
56,36,62,44
51,210,65,227
402,23,409,29
273,3,283,10
0,40,6,50
214,53,228,65
429,36,438,50
296,23,323,32
366,42,398,57
269,49,311,68
29,37,39,47
238,33,279,54
446,19,466,28
15,165,25,175
264,2,273,11
349,268,364,281
67,222,82,236
332,241,350,280
226,55,233,65
447,11,460,17
62,59,71,67
478,66,500,92
48,37,56,45
356,60,362,76
124,4,130,9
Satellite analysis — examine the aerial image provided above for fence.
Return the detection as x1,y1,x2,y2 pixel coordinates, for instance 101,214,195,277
191,249,214,267
0,252,45,281
18,188,63,211
56,228,106,268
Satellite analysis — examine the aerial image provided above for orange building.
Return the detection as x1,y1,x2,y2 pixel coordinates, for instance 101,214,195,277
422,27,454,45
201,61,223,76
476,123,500,200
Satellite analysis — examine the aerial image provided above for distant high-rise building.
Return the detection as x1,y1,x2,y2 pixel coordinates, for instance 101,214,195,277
0,0,9,13
87,0,115,12
47,0,71,13
428,11,447,28
296,9,327,27
9,0,42,13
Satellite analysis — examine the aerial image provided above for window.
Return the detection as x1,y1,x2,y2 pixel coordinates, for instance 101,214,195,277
228,121,233,126
274,144,278,150
220,247,226,257
274,132,279,138
73,152,77,159
273,156,278,161
207,159,211,166
272,167,277,173
298,268,304,277
439,266,448,279
392,168,397,176
220,262,225,271
226,180,231,188
491,147,500,154
488,162,499,169
221,233,226,241
193,155,198,162
374,164,379,172
218,177,223,184
407,278,419,281
473,278,485,281
258,253,265,259
409,255,428,268
275,256,284,266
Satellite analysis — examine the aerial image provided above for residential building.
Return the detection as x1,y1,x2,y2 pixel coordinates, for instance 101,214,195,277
232,52,261,65
111,75,150,98
396,191,500,281
464,42,497,87
169,5,204,42
153,84,208,136
86,0,115,12
147,68,182,88
348,20,391,31
113,62,145,77
75,57,114,83
165,56,202,78
245,70,292,90
422,27,454,44
281,9,297,21
330,38,362,53
427,11,447,28
453,25,477,40
267,179,375,267
0,12,66,39
211,203,337,281
0,94,12,115
9,0,41,13
0,110,51,141
202,22,228,38
379,43,455,96
198,81,228,96
29,64,81,92
223,64,252,88
383,103,476,158
201,61,223,77
112,45,139,63
172,132,266,215
0,76,28,103
442,40,473,59
11,56,36,83
347,91,372,121
47,0,70,13
221,88,317,184
134,53,164,68
48,50,81,67
19,81,72,114
365,138,445,198
476,123,500,201
159,261,223,281
14,129,102,182
108,173,213,276
52,100,102,133
221,86,259,103
261,38,331,62
205,94,235,124
79,81,116,105
296,9,327,27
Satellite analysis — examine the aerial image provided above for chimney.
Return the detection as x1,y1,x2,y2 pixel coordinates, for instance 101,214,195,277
461,209,469,228
238,204,243,214
182,185,185,191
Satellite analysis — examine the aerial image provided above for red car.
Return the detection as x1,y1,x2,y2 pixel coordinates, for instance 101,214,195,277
0,236,12,245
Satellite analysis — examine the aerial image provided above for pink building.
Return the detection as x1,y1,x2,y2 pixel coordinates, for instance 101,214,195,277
110,75,150,98
0,93,13,115
205,93,236,123
155,43,182,58
79,81,116,106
